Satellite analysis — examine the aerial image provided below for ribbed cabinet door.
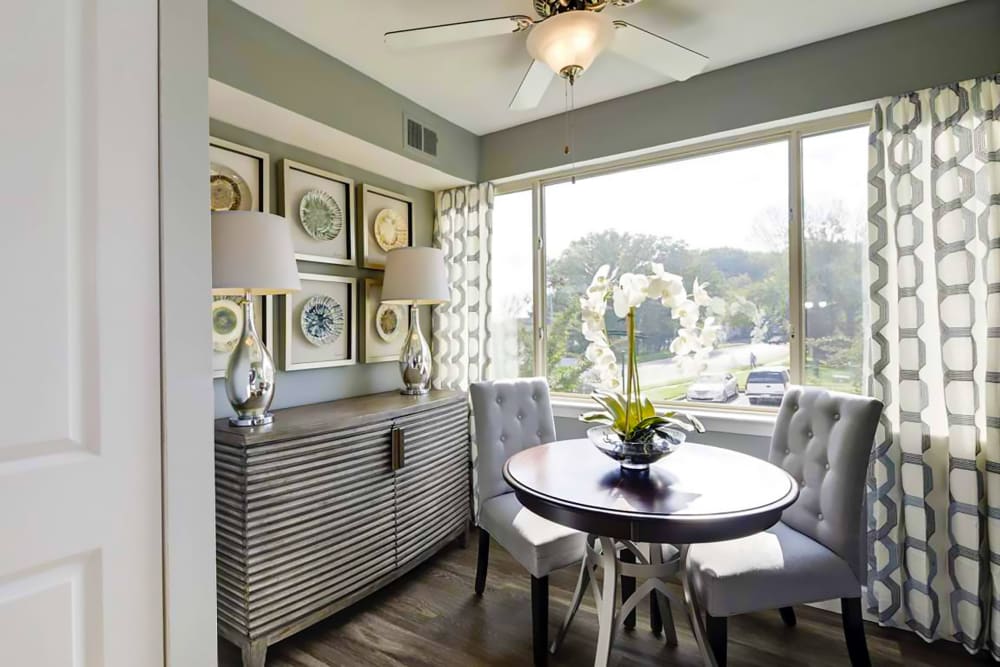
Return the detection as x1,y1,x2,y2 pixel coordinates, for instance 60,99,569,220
393,402,471,567
217,420,397,639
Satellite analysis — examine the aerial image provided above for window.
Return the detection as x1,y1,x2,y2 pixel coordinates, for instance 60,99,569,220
802,127,868,395
543,140,790,405
491,189,535,378
492,114,869,408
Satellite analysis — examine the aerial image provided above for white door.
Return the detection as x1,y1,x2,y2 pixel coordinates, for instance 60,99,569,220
0,1,164,665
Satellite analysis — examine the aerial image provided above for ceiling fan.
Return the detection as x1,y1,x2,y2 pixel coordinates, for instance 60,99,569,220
384,0,710,111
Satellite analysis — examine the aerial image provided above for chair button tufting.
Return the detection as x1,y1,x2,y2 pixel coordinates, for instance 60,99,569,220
517,414,523,421
496,397,503,405
807,430,813,438
833,413,840,421
500,434,507,442
825,463,830,471
817,513,824,520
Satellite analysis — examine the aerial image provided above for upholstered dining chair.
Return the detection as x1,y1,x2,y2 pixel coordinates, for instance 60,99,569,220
470,378,587,667
686,386,882,667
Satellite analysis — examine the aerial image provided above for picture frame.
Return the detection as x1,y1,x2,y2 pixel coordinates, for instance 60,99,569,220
361,279,409,363
358,183,414,269
281,274,358,371
209,137,273,378
278,159,356,266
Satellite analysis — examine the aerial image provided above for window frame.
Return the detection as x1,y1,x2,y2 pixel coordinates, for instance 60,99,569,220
494,110,870,412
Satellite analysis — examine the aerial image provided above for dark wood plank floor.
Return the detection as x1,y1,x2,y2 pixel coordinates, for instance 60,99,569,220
219,536,994,666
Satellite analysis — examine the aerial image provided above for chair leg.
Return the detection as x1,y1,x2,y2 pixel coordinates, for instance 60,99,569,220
706,613,727,667
531,575,549,667
620,548,636,630
650,590,662,635
779,606,797,627
841,597,871,667
474,528,489,596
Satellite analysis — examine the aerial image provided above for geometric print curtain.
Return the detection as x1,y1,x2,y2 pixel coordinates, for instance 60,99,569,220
866,75,1000,657
431,183,495,519
431,182,495,391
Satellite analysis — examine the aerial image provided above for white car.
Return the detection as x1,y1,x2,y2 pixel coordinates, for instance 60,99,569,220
746,367,790,405
686,372,739,403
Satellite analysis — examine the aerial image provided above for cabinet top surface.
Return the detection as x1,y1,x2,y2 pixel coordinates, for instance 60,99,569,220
215,390,467,446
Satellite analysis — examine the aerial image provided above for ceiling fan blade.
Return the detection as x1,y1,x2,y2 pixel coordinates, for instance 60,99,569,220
610,20,709,81
385,15,533,49
509,59,555,110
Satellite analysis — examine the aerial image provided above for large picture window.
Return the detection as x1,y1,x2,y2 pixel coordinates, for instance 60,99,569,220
491,115,868,409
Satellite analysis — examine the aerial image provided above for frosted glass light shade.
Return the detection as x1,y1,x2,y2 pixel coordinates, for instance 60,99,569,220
382,247,450,305
526,10,614,76
211,211,301,295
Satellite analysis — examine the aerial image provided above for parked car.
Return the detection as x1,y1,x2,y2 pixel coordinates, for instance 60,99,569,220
745,367,790,405
686,372,739,403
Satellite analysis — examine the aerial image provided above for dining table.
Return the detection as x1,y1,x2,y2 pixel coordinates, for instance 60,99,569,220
503,439,799,667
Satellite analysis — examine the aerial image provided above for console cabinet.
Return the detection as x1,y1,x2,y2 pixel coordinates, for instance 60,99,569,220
214,391,470,667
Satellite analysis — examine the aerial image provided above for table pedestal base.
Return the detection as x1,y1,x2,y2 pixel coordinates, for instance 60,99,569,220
552,535,719,667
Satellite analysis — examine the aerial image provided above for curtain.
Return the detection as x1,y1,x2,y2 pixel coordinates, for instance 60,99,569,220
866,75,1000,656
432,183,495,518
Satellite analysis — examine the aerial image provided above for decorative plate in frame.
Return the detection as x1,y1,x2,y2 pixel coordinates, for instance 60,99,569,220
279,159,356,266
299,189,344,241
359,184,414,269
282,274,357,371
374,208,408,252
212,298,243,353
300,295,345,347
375,303,405,343
210,162,253,211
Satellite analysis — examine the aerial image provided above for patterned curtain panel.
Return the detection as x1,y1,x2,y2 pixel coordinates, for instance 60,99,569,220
432,183,495,519
866,75,1000,656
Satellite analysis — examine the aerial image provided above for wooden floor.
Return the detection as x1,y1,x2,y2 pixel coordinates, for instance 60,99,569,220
219,536,994,666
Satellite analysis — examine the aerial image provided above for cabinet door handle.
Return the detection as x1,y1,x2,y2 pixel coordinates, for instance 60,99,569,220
391,426,406,471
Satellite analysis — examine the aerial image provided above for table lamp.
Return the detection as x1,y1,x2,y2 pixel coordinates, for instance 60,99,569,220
381,247,450,395
212,211,301,426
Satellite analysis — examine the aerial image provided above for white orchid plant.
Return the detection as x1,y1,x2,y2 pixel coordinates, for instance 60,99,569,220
579,263,725,444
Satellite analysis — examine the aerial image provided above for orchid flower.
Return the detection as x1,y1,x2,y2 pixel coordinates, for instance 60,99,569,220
612,273,649,318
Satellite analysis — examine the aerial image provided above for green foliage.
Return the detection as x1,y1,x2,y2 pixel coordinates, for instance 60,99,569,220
580,389,705,444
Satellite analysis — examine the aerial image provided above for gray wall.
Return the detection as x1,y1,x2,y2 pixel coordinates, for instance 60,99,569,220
481,0,1000,181
210,120,435,418
209,0,479,184
554,417,771,461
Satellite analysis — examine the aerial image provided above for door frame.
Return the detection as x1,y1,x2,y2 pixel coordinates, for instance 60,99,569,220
159,0,218,665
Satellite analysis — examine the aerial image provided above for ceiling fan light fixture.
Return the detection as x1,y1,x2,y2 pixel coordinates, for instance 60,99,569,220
526,10,614,79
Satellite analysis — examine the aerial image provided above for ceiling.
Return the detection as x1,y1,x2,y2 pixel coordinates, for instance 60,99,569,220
232,0,964,135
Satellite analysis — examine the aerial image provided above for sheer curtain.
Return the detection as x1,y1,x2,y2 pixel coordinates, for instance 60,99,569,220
432,183,495,517
866,75,1000,656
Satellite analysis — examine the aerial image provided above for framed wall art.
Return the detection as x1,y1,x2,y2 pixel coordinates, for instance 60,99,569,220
361,279,408,363
282,274,357,371
278,159,355,266
209,137,273,378
358,184,413,269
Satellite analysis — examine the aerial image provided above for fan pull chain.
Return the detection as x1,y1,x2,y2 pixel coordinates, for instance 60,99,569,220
563,77,577,184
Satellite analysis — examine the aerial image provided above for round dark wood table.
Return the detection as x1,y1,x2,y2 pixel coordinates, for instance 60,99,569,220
502,439,799,667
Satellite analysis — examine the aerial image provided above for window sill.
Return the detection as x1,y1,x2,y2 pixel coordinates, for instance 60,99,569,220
551,397,777,438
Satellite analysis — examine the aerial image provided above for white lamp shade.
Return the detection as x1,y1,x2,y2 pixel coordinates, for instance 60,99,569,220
382,247,450,305
526,10,614,76
211,211,301,295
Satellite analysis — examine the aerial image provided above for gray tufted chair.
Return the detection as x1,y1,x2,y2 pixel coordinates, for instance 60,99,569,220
470,378,586,667
686,386,882,667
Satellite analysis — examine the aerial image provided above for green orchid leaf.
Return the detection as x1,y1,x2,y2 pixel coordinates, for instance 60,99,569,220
579,411,613,424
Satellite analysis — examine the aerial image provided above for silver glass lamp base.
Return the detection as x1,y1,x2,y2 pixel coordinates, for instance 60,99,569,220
398,307,432,395
225,292,277,427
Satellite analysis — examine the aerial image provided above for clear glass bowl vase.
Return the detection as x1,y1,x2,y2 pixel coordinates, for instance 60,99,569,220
587,424,686,474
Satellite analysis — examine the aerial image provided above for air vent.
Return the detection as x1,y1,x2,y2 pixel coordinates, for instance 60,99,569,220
403,114,439,160
422,126,438,157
